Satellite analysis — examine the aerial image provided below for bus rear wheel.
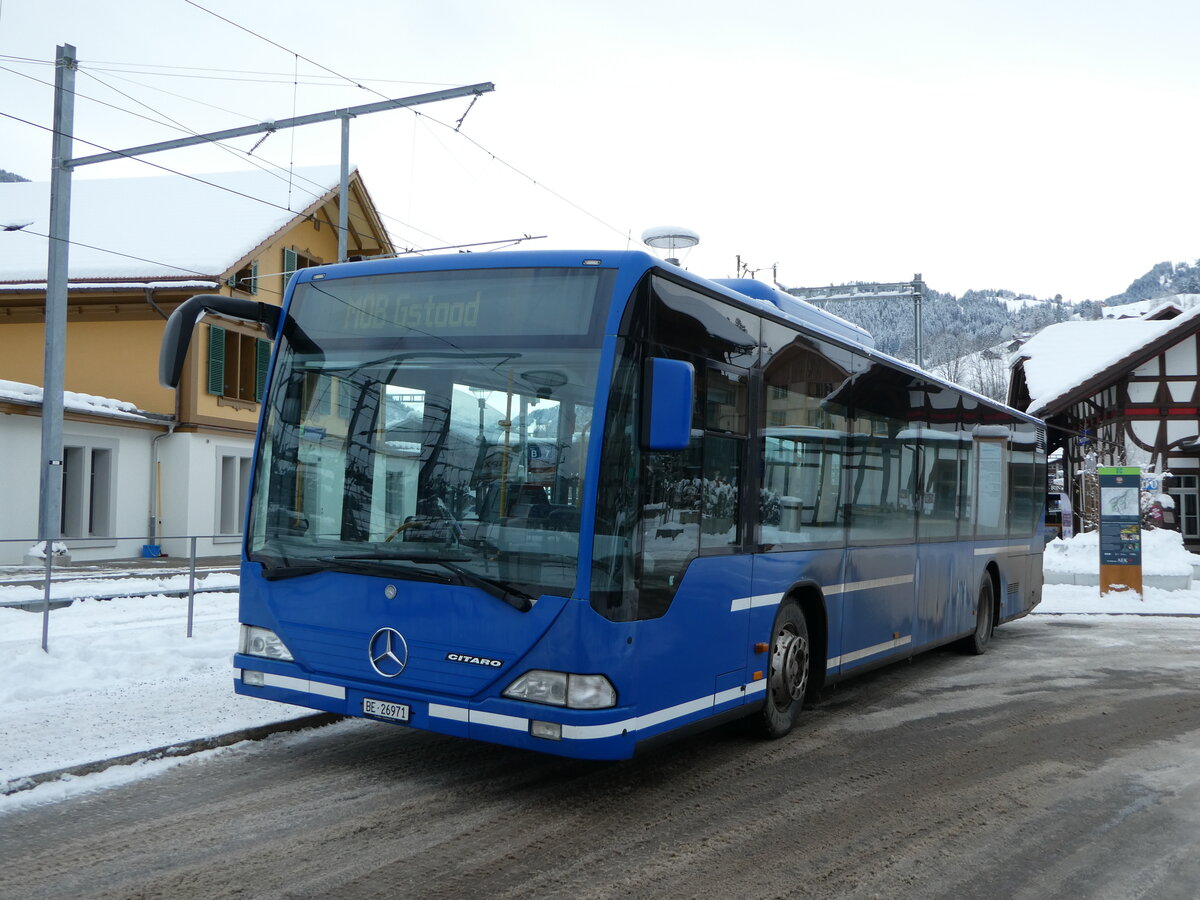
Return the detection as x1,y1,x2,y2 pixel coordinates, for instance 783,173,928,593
759,602,810,739
961,574,995,655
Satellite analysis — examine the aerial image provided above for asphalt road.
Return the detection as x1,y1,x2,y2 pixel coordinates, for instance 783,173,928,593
4,615,1200,900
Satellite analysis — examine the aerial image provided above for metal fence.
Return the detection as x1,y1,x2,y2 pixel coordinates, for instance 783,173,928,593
0,534,240,652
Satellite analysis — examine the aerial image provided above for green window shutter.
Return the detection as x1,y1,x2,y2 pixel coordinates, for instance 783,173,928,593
208,325,226,396
255,339,270,402
248,260,259,296
282,248,298,285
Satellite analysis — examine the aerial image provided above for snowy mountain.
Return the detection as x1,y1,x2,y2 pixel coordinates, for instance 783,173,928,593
794,284,1072,368
1104,259,1200,306
789,259,1200,375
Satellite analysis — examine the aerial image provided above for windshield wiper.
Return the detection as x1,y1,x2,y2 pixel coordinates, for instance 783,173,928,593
262,551,534,611
257,558,332,580
323,554,457,584
427,561,534,613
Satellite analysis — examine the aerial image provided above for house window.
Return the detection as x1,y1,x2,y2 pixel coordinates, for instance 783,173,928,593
231,260,258,295
208,325,270,402
218,452,253,535
60,442,115,539
282,248,319,285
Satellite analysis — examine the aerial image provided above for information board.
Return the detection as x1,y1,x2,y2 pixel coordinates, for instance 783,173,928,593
1097,466,1142,594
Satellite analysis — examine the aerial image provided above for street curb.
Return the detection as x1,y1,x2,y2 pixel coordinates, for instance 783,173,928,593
2,713,342,797
1031,611,1200,618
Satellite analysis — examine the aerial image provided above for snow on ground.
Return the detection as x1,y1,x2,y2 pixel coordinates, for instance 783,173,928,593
0,570,239,605
1044,528,1200,578
2,541,1199,814
0,591,310,794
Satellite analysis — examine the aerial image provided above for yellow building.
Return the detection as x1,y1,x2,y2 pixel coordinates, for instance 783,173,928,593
0,166,393,562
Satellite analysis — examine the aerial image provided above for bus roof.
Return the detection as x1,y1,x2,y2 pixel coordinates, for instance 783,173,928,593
293,249,1040,426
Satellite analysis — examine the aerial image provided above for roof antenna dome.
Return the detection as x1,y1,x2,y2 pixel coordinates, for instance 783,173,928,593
641,225,699,266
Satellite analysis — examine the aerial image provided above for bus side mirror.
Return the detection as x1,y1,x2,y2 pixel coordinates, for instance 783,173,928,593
159,294,281,389
642,358,694,450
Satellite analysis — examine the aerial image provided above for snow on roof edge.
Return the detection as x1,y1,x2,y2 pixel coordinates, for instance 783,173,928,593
1023,303,1200,416
0,379,171,425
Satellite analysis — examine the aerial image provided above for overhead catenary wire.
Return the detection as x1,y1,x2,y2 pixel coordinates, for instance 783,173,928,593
0,52,459,88
90,67,455,248
1,108,519,274
3,25,632,257
5,35,633,245
0,59,452,249
0,109,333,220
3,225,215,280
72,66,453,249
181,0,635,243
1,223,544,298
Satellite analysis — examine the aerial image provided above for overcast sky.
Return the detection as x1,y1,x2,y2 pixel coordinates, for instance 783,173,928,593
2,0,1198,302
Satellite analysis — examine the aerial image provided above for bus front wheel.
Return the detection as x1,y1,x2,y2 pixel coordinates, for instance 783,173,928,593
759,602,810,739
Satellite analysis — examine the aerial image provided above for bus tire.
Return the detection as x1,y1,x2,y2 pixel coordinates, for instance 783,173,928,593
961,574,995,655
759,602,811,739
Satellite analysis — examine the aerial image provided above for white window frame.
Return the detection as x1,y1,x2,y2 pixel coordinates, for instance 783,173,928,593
61,435,118,547
215,445,254,541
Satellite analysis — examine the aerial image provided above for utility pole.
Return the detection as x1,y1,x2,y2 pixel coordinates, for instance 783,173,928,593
36,44,76,651
34,41,493,649
911,273,926,368
787,273,928,368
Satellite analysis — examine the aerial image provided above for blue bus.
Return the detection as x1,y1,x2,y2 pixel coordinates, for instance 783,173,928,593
160,250,1045,760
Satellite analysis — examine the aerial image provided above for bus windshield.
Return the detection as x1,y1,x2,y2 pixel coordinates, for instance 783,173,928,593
248,266,614,599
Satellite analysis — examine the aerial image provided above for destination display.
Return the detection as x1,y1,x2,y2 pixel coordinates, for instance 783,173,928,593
290,267,609,340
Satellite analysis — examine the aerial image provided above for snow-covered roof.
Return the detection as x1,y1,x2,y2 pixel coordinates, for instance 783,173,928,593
0,280,219,292
0,166,344,283
0,378,170,424
1014,303,1200,416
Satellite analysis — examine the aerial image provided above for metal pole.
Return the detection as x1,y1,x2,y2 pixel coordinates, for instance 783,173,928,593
338,114,351,263
912,273,924,369
39,44,77,653
41,539,53,653
67,83,495,170
187,535,198,638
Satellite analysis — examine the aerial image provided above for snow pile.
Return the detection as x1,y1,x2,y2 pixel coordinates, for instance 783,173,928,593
22,540,69,560
1044,529,1200,578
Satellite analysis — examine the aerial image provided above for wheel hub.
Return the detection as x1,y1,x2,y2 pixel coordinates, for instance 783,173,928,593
770,625,809,705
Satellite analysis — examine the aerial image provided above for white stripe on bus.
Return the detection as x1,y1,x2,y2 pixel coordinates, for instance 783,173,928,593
826,634,913,669
730,574,914,612
974,544,1031,555
427,678,769,742
244,670,346,700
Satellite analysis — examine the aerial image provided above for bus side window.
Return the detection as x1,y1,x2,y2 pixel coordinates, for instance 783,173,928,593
759,324,853,548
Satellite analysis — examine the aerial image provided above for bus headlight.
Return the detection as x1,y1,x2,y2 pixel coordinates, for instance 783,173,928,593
503,670,616,709
567,674,618,709
239,625,294,661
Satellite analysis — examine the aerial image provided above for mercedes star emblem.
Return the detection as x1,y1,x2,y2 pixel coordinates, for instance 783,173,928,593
368,627,409,678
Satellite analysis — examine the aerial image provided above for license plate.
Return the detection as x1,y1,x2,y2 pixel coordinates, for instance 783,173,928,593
362,698,410,722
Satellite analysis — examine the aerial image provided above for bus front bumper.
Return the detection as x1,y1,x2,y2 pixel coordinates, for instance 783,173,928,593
233,654,643,760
